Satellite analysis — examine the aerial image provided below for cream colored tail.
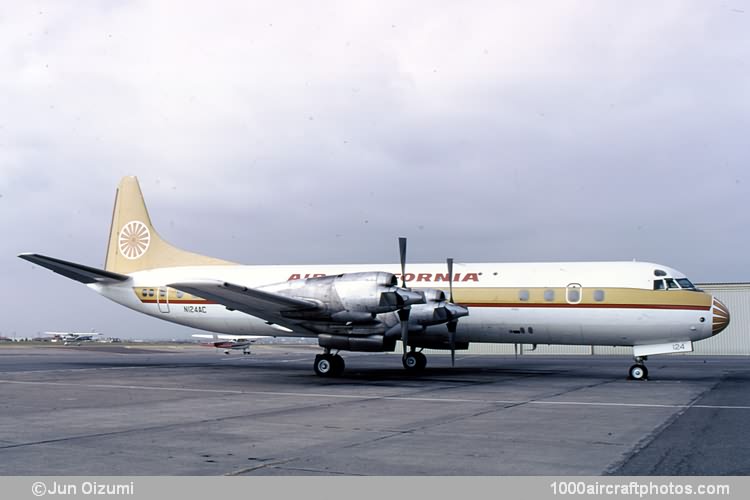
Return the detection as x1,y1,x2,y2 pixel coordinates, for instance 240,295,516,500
104,176,234,274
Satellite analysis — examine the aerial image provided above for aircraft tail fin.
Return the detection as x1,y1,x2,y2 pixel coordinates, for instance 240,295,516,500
104,176,234,274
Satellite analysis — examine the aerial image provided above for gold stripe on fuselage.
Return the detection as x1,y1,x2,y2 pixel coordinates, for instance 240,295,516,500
133,287,215,304
132,286,712,311
453,287,711,310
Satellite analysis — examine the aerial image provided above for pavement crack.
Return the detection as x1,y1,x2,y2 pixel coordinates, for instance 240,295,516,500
224,457,299,476
604,377,723,475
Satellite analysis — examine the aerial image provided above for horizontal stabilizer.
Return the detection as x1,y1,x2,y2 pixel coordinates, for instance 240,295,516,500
18,253,131,284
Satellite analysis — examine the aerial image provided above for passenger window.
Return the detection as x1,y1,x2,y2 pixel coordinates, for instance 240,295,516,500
653,280,665,290
566,284,582,304
518,290,530,301
544,289,555,301
148,289,155,297
141,289,148,297
593,290,605,302
176,291,184,299
665,278,679,289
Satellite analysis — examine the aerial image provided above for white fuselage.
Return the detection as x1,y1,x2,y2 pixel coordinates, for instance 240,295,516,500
92,261,720,349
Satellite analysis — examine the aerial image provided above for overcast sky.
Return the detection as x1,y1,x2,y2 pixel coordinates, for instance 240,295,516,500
1,1,748,339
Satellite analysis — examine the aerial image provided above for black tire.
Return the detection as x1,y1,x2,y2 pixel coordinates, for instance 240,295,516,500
628,364,648,381
314,354,334,376
415,352,427,370
332,354,345,376
402,352,425,372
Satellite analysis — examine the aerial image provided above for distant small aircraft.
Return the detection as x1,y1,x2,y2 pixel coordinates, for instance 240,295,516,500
44,331,101,346
193,334,266,355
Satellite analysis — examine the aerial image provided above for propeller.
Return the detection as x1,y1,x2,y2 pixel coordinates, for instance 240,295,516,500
398,237,410,356
399,237,408,289
447,258,455,303
447,257,457,367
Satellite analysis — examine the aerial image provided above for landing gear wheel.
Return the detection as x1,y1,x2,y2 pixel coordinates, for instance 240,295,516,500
314,354,344,377
331,354,345,376
628,364,648,381
403,351,426,372
314,354,333,376
415,351,427,370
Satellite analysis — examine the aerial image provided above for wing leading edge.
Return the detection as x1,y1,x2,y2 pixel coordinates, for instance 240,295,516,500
169,280,318,334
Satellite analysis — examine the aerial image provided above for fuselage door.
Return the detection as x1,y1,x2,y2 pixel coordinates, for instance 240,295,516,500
157,287,170,313
566,283,583,305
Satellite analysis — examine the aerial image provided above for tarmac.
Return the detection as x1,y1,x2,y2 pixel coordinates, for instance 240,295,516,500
0,343,748,476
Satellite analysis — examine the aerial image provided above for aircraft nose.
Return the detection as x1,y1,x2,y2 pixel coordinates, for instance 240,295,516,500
711,298,730,335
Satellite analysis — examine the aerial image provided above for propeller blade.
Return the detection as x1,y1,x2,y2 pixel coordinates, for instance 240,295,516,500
447,257,454,303
448,321,456,367
398,237,407,288
447,257,456,366
398,308,410,355
398,237,410,355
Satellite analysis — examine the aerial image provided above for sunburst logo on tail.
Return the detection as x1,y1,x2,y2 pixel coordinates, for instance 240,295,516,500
119,221,151,260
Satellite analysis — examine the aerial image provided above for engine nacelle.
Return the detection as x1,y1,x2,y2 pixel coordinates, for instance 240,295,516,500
333,272,424,313
318,333,397,352
330,311,376,323
264,272,424,323
407,288,469,327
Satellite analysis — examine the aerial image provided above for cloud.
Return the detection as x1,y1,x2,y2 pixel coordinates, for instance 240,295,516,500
1,1,749,338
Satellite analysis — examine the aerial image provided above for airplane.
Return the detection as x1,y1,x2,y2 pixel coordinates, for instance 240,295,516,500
43,331,101,345
19,176,730,379
192,333,266,355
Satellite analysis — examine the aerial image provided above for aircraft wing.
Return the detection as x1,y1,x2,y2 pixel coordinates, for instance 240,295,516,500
18,254,130,284
169,280,318,334
192,334,268,341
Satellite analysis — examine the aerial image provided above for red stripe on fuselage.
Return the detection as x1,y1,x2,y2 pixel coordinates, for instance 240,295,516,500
140,300,217,305
462,303,710,311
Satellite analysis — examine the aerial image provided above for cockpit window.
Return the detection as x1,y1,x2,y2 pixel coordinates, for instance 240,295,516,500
665,278,679,289
654,269,667,277
677,278,695,289
653,280,665,290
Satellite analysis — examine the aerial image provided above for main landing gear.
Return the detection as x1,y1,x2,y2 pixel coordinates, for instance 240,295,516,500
402,350,427,372
314,350,345,377
628,356,649,381
312,349,430,376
